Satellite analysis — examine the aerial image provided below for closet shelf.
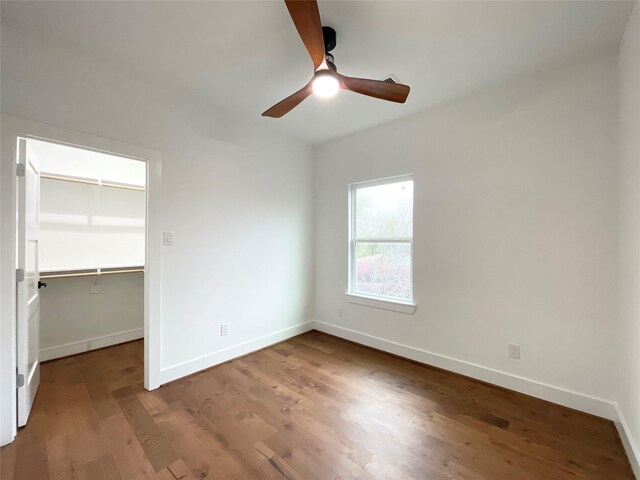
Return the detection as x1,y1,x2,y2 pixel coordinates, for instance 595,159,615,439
41,172,145,192
40,266,144,279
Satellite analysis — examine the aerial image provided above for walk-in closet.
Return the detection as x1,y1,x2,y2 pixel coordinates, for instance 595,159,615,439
29,139,146,361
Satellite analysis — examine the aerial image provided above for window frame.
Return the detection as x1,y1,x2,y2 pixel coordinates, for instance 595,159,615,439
348,174,415,306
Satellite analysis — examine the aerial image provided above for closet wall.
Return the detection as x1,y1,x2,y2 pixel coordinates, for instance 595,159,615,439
32,139,146,360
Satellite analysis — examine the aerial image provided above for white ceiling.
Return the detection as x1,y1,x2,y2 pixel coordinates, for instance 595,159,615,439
1,1,634,145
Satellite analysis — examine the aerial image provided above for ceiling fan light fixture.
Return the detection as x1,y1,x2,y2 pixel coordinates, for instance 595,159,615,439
312,72,339,98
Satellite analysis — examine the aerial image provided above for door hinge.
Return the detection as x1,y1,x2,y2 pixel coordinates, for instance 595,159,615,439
16,268,24,283
16,163,25,177
16,373,24,388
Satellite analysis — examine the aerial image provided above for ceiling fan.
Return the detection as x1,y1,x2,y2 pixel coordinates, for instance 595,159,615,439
262,0,411,118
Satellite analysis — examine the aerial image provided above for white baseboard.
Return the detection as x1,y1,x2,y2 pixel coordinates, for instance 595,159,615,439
312,321,616,420
40,328,144,361
613,403,640,478
158,321,314,386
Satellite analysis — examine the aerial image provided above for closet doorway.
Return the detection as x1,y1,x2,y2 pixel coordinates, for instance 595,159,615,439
16,137,147,426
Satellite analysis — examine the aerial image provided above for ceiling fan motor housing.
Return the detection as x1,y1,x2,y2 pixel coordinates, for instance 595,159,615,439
322,26,336,52
322,27,337,71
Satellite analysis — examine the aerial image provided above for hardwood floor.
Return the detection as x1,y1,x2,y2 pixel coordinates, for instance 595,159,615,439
0,330,633,480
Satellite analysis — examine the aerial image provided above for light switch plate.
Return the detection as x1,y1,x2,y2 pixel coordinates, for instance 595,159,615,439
163,232,174,246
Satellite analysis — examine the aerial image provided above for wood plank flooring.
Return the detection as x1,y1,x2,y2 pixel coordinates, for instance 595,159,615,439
0,330,634,479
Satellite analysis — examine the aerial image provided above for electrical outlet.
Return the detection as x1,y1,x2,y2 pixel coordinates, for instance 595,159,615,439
220,323,229,337
508,343,521,359
338,307,344,318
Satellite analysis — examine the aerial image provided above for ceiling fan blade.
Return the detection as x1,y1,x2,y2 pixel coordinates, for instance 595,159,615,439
337,74,410,103
285,0,326,70
262,82,313,118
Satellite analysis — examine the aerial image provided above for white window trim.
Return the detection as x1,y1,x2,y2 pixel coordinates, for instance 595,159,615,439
345,292,417,314
348,174,415,311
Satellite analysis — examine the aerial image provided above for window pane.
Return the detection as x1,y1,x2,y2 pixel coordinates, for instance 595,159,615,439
356,180,413,238
355,242,411,300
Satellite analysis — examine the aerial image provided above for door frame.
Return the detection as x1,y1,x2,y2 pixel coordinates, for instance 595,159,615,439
0,115,163,446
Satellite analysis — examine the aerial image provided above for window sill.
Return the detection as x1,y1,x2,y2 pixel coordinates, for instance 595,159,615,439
345,293,417,314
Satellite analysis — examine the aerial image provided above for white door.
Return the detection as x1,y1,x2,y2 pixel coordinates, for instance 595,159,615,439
17,139,41,426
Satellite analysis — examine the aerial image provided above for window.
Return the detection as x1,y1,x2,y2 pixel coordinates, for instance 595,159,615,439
349,176,413,304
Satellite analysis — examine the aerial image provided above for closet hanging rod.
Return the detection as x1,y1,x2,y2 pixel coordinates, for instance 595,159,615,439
40,173,145,192
40,267,144,280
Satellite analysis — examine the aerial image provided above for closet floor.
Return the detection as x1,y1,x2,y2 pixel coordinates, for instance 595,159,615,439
0,331,633,479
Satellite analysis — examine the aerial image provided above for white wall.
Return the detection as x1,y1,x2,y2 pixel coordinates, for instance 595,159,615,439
39,179,145,270
1,25,314,385
617,3,640,475
315,54,619,417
